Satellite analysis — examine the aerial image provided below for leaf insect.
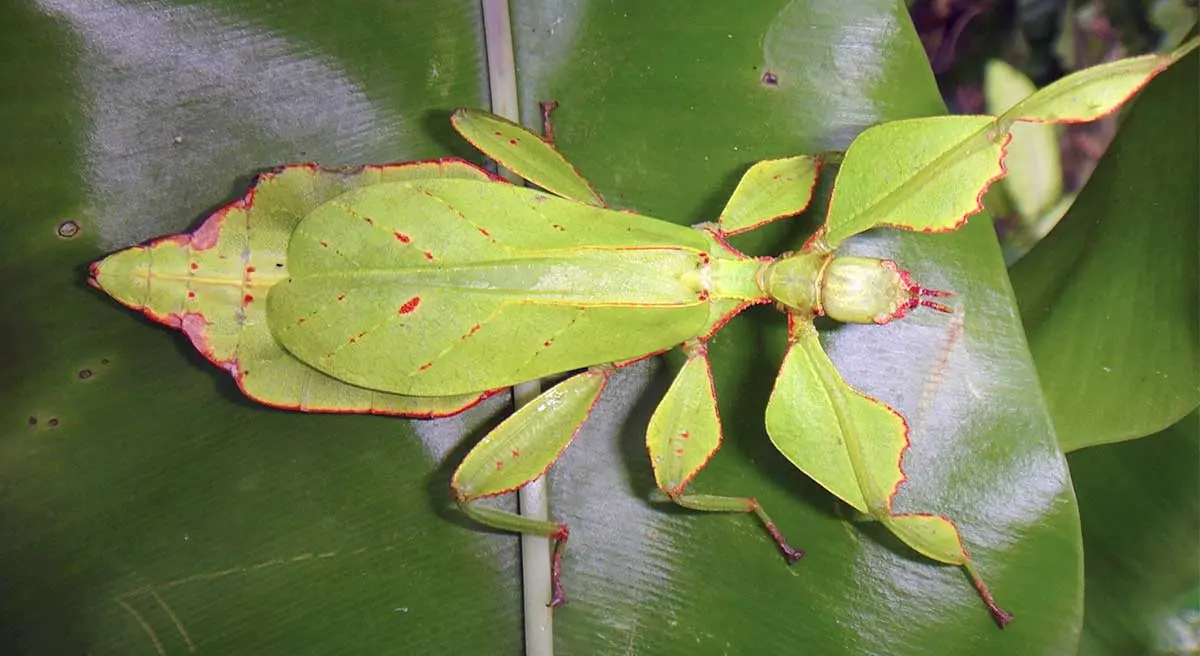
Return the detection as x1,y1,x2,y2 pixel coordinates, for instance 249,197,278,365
89,39,1196,629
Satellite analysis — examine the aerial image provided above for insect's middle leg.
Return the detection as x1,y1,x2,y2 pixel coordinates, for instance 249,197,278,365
451,367,612,606
645,339,804,563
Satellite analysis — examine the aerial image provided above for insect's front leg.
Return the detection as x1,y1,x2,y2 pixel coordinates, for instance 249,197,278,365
645,338,804,563
451,367,611,607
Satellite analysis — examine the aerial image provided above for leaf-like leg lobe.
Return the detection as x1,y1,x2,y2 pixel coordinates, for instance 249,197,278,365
646,340,803,563
451,369,608,607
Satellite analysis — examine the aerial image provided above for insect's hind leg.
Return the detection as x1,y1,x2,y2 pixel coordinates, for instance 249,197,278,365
451,368,611,606
646,339,804,563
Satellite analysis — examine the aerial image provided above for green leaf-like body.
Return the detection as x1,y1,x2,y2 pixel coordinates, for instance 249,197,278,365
89,161,494,416
269,178,713,396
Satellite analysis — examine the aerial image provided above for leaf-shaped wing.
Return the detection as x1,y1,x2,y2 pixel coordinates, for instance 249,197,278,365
269,179,712,396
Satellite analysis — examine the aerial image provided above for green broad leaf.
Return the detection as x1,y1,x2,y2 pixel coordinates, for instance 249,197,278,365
1010,47,1199,452
984,59,1063,223
1069,412,1200,655
4,0,1086,653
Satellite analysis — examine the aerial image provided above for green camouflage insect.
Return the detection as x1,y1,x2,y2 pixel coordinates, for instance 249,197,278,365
89,39,1197,629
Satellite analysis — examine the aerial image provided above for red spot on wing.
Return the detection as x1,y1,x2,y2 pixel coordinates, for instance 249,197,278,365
478,227,490,237
398,297,421,314
320,241,329,248
394,231,411,243
543,340,552,347
243,294,254,305
495,461,504,470
246,266,256,273
424,251,435,260
187,291,196,299
466,324,482,337
493,130,502,136
675,448,685,456
336,294,346,302
418,362,433,371
680,431,690,440
508,138,518,146
697,290,710,301
511,449,520,458
189,262,199,270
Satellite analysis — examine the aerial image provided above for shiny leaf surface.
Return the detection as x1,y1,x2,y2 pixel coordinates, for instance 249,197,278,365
2,1,1085,653
1011,48,1199,452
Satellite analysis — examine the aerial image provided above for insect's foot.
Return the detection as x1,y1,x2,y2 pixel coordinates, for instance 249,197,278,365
782,546,805,564
539,100,560,146
548,587,567,609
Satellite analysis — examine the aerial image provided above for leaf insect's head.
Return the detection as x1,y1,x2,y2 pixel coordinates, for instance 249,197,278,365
820,257,953,325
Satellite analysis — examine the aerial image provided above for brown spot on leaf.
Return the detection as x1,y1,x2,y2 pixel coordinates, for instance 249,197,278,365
336,294,346,302
478,227,490,237
419,362,433,371
394,231,411,243
424,251,435,261
57,220,80,238
761,70,779,86
189,262,199,270
47,418,59,428
77,369,93,380
27,416,36,427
